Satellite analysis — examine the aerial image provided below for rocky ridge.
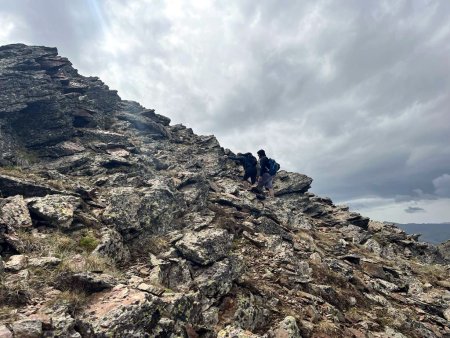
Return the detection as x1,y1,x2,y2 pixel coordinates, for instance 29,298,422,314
0,44,449,337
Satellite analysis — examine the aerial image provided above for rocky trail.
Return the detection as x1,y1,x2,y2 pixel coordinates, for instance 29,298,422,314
0,44,449,337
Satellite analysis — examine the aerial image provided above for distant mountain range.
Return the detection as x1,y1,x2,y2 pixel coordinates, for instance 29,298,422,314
396,223,450,244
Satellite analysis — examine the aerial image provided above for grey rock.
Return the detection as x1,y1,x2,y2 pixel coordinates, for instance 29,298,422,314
0,174,65,198
273,316,302,338
194,258,238,298
274,170,313,196
27,195,81,228
438,240,450,262
217,326,260,337
0,325,13,338
116,112,170,139
444,308,450,321
11,319,42,338
148,258,192,290
92,228,130,263
233,292,267,331
102,181,186,239
175,228,233,265
77,285,164,337
5,254,28,271
0,195,32,228
28,256,61,268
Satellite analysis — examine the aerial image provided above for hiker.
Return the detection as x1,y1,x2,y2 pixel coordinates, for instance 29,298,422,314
254,149,278,198
226,152,258,185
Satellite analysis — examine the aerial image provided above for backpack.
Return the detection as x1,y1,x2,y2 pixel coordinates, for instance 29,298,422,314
267,158,280,175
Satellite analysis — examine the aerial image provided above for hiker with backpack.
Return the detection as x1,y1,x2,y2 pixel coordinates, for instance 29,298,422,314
226,152,258,185
254,149,280,198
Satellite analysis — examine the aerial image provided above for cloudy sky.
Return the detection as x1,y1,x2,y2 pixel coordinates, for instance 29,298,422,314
1,0,450,224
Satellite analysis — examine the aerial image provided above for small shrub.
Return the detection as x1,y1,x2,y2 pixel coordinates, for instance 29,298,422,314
79,235,99,253
0,281,31,307
47,290,88,316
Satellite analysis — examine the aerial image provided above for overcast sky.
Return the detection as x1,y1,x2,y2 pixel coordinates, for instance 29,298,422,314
1,0,450,223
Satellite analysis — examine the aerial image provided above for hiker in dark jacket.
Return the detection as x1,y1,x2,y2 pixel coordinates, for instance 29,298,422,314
227,152,257,185
255,149,274,198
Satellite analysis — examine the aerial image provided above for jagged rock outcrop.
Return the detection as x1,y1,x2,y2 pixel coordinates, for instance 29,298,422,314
0,44,449,338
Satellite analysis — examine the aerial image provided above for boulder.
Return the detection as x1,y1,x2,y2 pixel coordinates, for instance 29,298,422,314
11,319,42,338
194,258,238,298
438,240,450,262
116,112,170,139
0,175,63,198
77,285,162,336
274,171,312,196
0,195,32,228
217,326,260,338
148,258,192,290
102,181,186,239
175,228,233,265
0,325,13,338
28,256,61,268
273,316,302,338
444,308,450,321
27,195,81,229
5,254,28,272
92,228,130,263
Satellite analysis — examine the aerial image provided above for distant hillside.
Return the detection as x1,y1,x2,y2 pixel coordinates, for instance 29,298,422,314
397,223,450,244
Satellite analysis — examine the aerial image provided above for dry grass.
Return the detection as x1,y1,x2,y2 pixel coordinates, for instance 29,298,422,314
0,279,32,307
314,320,341,336
16,228,103,258
15,230,78,258
47,290,88,316
132,235,170,257
0,306,18,324
410,261,448,285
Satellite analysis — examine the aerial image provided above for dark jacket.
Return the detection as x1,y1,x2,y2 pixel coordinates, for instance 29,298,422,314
229,153,257,174
259,156,270,175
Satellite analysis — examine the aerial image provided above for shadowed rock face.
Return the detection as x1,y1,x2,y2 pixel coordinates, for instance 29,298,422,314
0,44,449,338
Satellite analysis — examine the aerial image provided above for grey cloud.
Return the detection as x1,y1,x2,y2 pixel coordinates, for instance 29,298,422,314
405,206,425,214
433,174,450,197
1,0,450,221
0,0,101,66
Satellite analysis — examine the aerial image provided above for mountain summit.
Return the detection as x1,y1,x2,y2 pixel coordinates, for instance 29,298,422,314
0,44,449,337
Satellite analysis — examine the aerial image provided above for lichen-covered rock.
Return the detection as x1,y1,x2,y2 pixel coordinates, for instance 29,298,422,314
0,175,64,198
230,291,268,332
175,228,233,265
5,254,28,272
217,325,260,338
148,258,192,290
102,181,186,239
194,258,238,298
26,194,81,228
92,228,130,263
78,285,162,336
274,171,312,196
11,319,42,338
28,256,61,268
272,316,302,338
0,195,32,228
